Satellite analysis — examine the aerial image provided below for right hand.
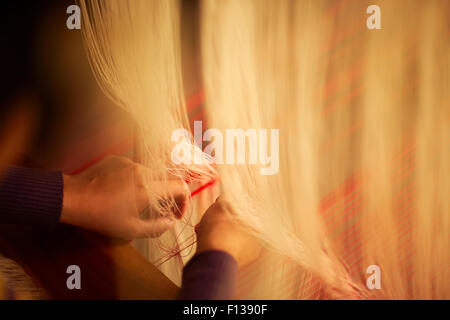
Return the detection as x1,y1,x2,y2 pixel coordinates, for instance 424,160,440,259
195,197,261,267
61,156,189,240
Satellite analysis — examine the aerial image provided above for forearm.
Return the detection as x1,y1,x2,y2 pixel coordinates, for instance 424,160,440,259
178,250,238,300
0,166,63,226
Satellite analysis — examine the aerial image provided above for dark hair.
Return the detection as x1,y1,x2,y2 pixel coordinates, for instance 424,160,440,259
1,2,40,106
0,1,74,157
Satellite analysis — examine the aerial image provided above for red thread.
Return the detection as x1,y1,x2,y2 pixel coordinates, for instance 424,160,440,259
190,179,217,198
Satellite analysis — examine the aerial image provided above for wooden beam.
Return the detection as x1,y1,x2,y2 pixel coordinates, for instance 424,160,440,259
0,224,179,299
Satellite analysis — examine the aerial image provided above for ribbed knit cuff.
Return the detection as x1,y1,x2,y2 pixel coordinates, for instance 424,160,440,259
0,166,63,227
178,250,238,300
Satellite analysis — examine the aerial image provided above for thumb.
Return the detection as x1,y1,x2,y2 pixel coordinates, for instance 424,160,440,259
136,216,175,238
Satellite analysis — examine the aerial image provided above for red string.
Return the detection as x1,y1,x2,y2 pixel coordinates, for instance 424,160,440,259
189,179,217,198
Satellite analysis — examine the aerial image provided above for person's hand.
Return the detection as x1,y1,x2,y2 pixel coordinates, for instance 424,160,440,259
196,197,261,267
61,156,189,240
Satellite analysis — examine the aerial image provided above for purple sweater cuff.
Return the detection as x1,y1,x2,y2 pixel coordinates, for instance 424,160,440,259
178,250,238,300
0,166,63,227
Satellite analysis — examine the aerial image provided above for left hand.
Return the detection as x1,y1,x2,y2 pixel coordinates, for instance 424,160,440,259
195,197,262,267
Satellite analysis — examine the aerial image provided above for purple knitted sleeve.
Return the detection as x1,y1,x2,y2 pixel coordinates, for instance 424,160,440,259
0,166,63,226
178,250,238,300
